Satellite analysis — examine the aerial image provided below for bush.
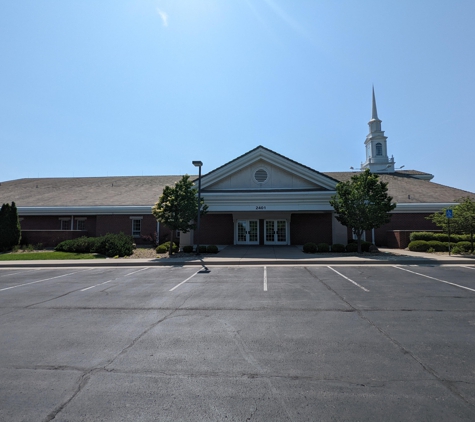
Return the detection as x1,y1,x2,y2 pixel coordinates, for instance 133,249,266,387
451,246,463,255
427,240,447,252
206,245,219,253
198,245,207,253
410,232,438,242
55,236,98,253
182,245,194,253
156,241,178,254
95,233,134,257
361,241,373,252
454,241,472,253
408,240,430,252
303,242,317,253
317,243,329,252
331,243,345,252
346,243,358,252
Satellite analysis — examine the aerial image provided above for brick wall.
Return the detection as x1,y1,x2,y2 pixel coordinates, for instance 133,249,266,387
290,213,333,245
195,214,234,245
21,230,88,247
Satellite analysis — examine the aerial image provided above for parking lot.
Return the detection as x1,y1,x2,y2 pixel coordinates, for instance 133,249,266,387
1,264,475,421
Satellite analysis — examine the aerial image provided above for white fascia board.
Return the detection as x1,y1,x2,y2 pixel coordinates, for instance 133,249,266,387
203,191,335,212
392,203,459,213
17,206,153,216
201,148,337,190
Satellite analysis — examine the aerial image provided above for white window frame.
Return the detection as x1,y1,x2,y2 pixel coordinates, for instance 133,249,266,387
76,218,86,231
130,216,143,238
59,218,71,231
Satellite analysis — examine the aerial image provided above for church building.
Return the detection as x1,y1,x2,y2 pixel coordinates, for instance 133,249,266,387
1,90,473,249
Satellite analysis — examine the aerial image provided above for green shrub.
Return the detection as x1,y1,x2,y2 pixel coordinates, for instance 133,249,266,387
433,233,449,242
303,242,317,253
408,240,430,252
454,241,472,253
317,243,329,252
55,237,98,253
410,232,438,242
156,241,178,254
331,243,345,252
182,245,194,253
95,233,134,257
427,240,447,252
361,241,373,252
206,245,219,253
346,243,358,252
198,245,207,253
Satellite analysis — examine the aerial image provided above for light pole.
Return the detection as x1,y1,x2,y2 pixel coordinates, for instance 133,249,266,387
192,160,203,254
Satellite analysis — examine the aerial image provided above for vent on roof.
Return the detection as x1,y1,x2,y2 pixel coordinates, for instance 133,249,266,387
254,169,268,183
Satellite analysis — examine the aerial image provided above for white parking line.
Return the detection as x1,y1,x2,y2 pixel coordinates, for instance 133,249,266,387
124,267,149,277
327,266,370,292
462,266,475,271
393,266,475,293
81,280,114,292
169,270,201,292
0,270,85,292
263,266,267,291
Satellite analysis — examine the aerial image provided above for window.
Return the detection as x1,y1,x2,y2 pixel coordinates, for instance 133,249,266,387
60,219,70,230
132,219,141,237
376,143,383,156
77,220,86,231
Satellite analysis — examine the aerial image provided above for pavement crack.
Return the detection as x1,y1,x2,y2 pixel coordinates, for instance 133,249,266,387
304,266,475,411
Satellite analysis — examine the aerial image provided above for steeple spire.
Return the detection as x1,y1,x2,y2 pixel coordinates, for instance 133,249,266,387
361,87,395,173
371,86,379,120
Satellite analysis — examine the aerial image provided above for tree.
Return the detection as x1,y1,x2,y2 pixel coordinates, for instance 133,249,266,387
152,175,208,255
427,196,475,252
329,169,396,253
0,202,21,251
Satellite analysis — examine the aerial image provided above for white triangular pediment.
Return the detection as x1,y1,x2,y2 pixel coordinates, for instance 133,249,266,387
201,146,337,191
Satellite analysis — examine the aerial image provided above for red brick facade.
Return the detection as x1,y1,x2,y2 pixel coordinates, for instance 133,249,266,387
290,213,333,245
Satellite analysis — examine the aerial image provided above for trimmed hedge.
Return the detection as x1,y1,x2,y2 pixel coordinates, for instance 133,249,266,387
410,232,471,242
331,243,345,252
317,243,330,252
408,240,430,252
346,243,358,252
94,233,135,257
427,240,447,252
303,242,317,253
182,245,194,253
55,233,134,257
156,242,178,254
206,245,219,253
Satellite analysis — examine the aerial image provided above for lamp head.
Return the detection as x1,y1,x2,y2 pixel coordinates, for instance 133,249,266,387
192,161,203,167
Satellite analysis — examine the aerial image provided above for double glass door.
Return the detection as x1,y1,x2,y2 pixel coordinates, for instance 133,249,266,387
265,220,287,245
236,220,259,245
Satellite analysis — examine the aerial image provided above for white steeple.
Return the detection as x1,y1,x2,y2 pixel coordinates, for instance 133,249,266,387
361,87,395,173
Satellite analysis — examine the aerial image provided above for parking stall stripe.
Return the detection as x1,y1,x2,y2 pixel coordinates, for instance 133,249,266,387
124,267,149,277
169,270,201,292
80,280,115,291
462,266,475,271
327,266,370,292
0,270,86,292
263,266,268,291
394,265,475,293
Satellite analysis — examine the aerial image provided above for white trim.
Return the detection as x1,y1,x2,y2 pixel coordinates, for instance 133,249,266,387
129,216,144,220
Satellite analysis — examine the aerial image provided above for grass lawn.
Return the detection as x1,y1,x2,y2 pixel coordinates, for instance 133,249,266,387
0,251,105,260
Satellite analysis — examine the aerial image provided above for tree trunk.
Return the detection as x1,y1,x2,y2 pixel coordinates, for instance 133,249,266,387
169,231,174,256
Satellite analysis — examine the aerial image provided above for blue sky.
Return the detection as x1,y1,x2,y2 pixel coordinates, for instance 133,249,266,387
1,1,474,193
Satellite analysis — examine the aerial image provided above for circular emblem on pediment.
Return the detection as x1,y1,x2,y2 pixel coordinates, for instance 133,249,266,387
254,168,268,183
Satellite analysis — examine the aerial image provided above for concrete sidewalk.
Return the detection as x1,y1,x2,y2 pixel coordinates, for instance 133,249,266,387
1,245,474,267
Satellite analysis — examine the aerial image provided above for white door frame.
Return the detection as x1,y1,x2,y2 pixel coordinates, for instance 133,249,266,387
264,219,288,245
235,219,259,245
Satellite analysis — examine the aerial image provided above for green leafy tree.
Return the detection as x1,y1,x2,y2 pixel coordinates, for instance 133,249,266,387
152,175,208,255
329,169,396,253
0,202,21,251
427,196,475,252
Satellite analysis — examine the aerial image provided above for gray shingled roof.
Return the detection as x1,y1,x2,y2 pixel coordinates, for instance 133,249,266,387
1,171,473,208
0,176,193,207
323,171,475,204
